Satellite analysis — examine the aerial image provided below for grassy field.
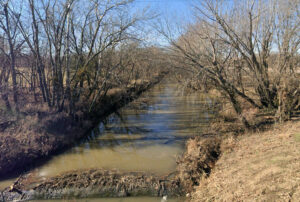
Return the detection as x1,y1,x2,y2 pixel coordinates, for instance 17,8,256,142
192,120,300,201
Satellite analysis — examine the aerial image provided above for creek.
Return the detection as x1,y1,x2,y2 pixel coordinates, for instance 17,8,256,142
0,80,215,201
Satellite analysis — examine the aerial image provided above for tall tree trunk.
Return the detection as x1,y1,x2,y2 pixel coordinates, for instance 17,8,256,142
2,92,11,111
36,62,47,102
226,89,251,129
0,61,11,111
4,4,18,112
30,0,51,107
66,6,74,115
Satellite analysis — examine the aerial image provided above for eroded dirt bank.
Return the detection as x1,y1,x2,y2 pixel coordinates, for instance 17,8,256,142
0,72,167,179
0,136,222,201
176,137,221,193
191,121,300,201
0,169,182,201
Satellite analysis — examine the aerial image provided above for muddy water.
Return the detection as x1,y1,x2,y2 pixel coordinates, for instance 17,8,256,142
33,81,214,178
0,81,215,199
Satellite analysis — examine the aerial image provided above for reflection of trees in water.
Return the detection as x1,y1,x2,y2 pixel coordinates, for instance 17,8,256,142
83,136,191,150
81,108,195,150
80,111,154,149
78,82,216,151
105,111,153,135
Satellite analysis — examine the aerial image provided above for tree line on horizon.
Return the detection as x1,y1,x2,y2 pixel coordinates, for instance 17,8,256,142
0,0,167,117
0,0,299,128
165,0,300,127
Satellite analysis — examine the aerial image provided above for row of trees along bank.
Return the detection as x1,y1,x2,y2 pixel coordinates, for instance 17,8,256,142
164,0,300,127
0,0,167,118
0,0,299,128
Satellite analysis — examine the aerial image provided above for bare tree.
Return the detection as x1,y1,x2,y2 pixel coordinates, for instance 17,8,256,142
15,0,52,107
162,0,300,126
0,35,11,110
0,1,25,112
0,0,163,119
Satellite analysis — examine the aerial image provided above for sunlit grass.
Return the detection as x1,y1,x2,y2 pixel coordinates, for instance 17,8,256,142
294,133,300,142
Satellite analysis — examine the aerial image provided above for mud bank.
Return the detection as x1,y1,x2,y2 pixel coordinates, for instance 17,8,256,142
0,169,182,201
0,136,222,201
191,121,300,201
176,137,221,193
0,72,168,178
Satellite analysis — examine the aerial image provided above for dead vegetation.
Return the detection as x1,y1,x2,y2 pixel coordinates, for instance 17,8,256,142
0,0,171,179
1,168,183,201
164,0,300,129
176,137,221,194
175,83,300,201
191,120,300,202
0,73,166,178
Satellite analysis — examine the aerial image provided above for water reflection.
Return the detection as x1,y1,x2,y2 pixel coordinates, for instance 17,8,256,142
33,81,215,177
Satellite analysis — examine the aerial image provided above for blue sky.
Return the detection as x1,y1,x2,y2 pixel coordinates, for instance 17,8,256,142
134,0,193,21
132,0,195,45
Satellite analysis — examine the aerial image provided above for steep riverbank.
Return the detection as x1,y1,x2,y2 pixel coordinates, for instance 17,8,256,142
0,72,168,179
189,120,300,201
0,78,222,201
3,78,298,202
0,136,222,201
0,137,222,201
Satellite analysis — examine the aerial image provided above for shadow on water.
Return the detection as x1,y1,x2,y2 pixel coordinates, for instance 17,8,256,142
80,111,195,149
0,80,217,191
32,81,215,177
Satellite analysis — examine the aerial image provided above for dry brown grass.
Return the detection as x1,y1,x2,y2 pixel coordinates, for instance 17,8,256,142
176,137,221,194
192,120,300,202
106,87,125,97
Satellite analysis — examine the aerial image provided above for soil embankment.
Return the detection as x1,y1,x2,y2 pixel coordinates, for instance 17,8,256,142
191,120,300,201
0,135,222,201
176,137,221,193
4,74,297,201
5,119,298,201
0,169,183,201
0,72,167,179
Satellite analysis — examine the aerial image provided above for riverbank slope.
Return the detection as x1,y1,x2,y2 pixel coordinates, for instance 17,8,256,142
191,120,300,201
0,72,167,179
